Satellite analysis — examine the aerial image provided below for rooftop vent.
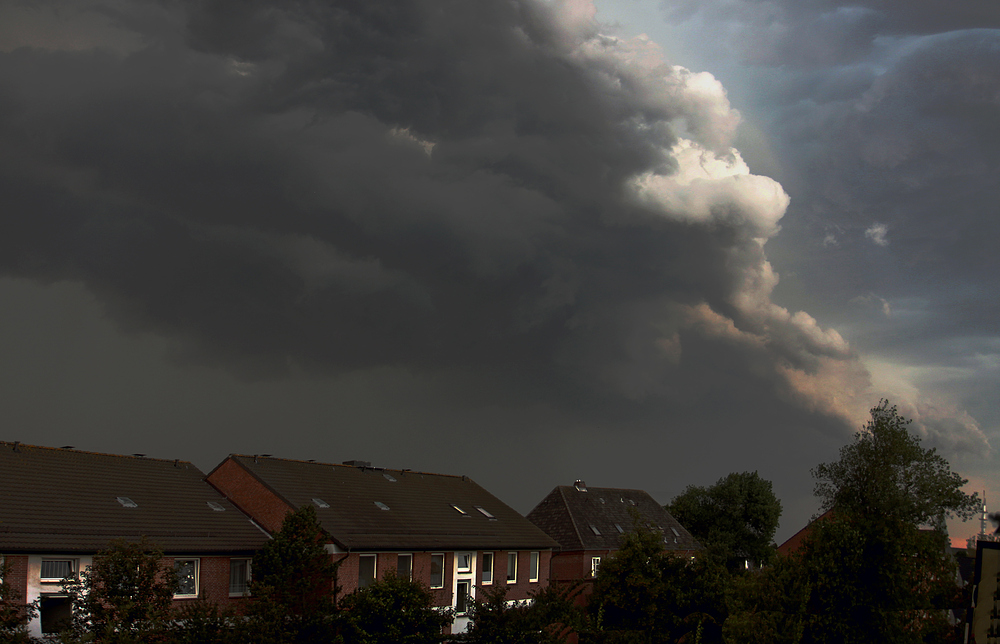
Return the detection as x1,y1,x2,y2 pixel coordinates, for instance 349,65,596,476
312,498,330,509
343,460,372,468
116,496,138,508
574,480,587,492
207,501,226,512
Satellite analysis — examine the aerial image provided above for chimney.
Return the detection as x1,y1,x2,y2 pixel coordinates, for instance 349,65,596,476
574,480,588,492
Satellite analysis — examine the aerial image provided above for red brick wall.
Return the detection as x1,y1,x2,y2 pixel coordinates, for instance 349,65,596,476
166,556,252,610
1,554,30,607
206,458,293,533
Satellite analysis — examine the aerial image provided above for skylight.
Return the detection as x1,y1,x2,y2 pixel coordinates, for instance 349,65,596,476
671,527,681,537
475,506,496,519
374,501,390,511
383,473,397,482
116,496,137,508
615,523,624,534
451,504,468,515
312,498,330,509
589,524,601,535
207,501,226,512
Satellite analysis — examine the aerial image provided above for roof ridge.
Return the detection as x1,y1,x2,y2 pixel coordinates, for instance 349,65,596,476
229,454,468,479
0,441,193,466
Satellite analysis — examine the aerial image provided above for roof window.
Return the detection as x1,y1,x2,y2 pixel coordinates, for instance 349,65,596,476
615,523,624,533
671,527,681,537
383,473,397,482
451,504,469,516
207,501,226,512
116,496,137,508
374,501,390,511
589,524,601,536
475,506,496,520
312,498,330,509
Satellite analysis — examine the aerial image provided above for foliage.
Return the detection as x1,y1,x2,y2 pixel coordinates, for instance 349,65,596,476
1,555,38,643
461,582,584,644
667,471,782,570
588,523,728,644
812,399,979,529
338,572,451,644
167,599,240,644
800,400,973,644
60,537,177,644
723,555,811,644
245,504,340,643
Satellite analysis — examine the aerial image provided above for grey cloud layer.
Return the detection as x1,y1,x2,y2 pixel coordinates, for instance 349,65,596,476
0,1,878,440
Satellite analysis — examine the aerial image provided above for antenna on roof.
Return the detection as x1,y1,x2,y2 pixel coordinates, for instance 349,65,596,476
173,459,180,468
12,441,21,453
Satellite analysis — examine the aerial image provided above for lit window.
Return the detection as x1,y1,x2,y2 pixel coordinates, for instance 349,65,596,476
529,552,539,582
40,560,75,582
229,559,250,596
591,556,601,577
430,554,445,588
482,553,493,585
397,554,412,581
175,559,199,598
358,554,377,588
456,580,470,615
507,552,517,583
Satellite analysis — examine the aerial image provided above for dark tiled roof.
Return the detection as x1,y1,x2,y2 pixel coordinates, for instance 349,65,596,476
527,485,701,552
225,455,559,551
0,442,267,553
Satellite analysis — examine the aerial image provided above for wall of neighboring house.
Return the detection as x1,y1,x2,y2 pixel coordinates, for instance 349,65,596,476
206,459,294,533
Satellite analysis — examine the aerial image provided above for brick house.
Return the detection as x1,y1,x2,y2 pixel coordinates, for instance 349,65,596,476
206,455,559,634
0,442,268,639
527,481,701,596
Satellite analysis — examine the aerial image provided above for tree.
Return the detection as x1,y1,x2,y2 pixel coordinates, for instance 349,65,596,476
589,523,728,644
462,583,583,644
1,556,37,643
667,471,782,570
812,399,979,528
60,537,177,643
723,554,811,644
799,400,976,644
245,504,340,643
338,572,452,644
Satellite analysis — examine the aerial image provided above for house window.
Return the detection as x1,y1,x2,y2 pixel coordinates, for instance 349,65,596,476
430,554,444,588
457,552,472,573
456,580,470,615
481,553,493,585
529,552,539,582
229,559,250,596
591,556,601,577
397,554,412,581
507,552,517,583
174,559,199,598
40,595,72,635
358,554,377,588
40,559,76,582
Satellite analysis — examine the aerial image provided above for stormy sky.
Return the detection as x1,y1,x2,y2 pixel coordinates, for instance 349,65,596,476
1,0,996,543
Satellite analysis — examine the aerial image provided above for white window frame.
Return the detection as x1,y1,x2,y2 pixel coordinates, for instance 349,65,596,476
455,580,471,615
591,556,601,577
506,552,518,584
529,552,539,582
456,552,472,573
430,553,445,589
229,558,251,597
358,554,377,588
481,552,493,585
397,553,413,581
174,558,200,598
40,559,77,583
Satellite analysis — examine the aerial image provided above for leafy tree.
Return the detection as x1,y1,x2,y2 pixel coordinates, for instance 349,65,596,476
667,471,782,570
799,400,975,644
245,504,340,643
813,399,980,528
723,555,811,644
588,523,728,644
60,537,177,643
462,583,583,644
338,572,451,644
1,555,37,643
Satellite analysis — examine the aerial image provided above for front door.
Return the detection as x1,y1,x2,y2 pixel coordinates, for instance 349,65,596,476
451,551,476,633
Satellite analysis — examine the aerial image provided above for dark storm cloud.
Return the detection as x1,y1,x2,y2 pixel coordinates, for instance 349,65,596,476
0,0,883,443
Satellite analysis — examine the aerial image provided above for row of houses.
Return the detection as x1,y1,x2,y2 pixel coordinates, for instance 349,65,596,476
0,441,700,638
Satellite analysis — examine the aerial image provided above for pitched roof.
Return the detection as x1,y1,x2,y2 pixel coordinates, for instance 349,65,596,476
219,455,559,551
527,483,701,552
0,442,267,553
